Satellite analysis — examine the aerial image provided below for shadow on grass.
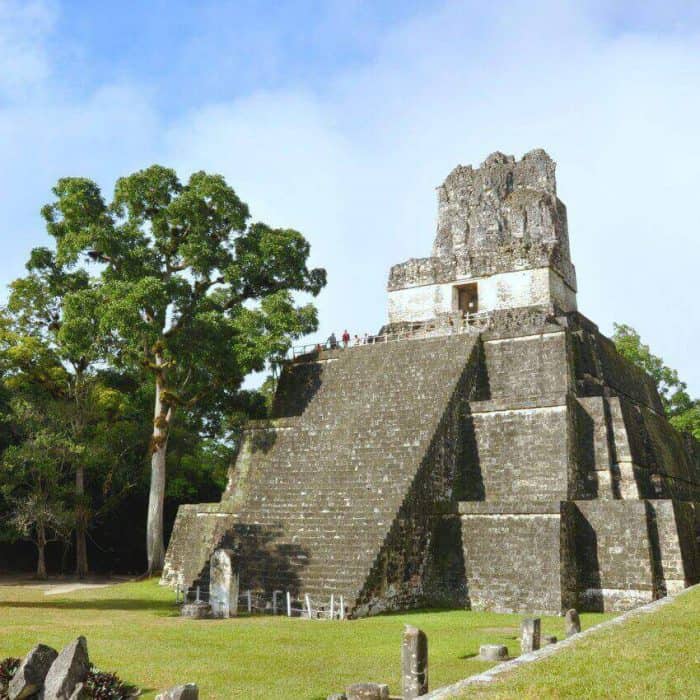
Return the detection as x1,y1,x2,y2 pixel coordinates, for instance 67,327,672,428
0,598,178,615
458,652,480,660
360,606,469,619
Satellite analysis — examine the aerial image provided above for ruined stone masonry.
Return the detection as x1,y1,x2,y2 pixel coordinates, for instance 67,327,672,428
163,149,700,616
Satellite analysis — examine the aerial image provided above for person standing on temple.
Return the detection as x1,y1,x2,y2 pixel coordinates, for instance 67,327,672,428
328,332,337,349
342,329,350,348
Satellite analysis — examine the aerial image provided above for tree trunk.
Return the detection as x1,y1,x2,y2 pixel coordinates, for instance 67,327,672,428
36,525,47,580
75,465,89,579
146,372,172,575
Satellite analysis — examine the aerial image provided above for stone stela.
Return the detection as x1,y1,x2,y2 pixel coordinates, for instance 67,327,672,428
520,617,541,654
401,625,428,699
162,149,700,619
209,549,239,618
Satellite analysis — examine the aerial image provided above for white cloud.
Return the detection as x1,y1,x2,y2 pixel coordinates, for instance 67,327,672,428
1,0,699,393
0,0,55,97
163,1,700,392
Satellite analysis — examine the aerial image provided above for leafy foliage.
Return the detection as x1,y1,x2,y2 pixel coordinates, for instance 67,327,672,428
612,323,699,439
0,163,325,573
85,666,138,699
0,394,73,577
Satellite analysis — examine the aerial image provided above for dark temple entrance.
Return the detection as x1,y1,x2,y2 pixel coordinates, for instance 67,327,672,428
457,283,478,314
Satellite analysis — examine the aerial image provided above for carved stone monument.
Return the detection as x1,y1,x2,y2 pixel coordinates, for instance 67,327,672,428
401,625,428,699
209,549,239,619
520,617,541,653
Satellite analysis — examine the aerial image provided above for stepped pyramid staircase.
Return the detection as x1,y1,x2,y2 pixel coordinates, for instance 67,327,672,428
163,333,481,614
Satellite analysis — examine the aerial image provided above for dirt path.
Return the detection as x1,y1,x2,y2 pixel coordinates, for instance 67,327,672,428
0,575,131,595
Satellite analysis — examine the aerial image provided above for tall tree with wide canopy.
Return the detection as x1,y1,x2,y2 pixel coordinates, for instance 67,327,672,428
41,166,326,572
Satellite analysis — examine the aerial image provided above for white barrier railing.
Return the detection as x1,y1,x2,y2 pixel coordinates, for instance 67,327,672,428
177,584,347,620
289,311,491,359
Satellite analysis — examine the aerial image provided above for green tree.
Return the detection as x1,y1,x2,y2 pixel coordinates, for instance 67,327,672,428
612,323,699,439
0,395,72,579
41,166,325,572
5,249,110,578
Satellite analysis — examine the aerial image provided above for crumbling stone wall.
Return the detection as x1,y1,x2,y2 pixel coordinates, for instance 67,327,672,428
432,150,575,289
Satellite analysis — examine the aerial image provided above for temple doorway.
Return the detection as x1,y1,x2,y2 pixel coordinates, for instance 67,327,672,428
456,283,478,314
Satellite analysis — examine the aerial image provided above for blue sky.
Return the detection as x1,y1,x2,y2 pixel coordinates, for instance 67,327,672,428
1,0,699,393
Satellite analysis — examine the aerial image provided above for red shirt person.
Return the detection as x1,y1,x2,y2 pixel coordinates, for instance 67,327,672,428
342,330,350,348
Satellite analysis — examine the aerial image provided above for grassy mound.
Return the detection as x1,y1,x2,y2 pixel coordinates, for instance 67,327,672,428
462,585,700,698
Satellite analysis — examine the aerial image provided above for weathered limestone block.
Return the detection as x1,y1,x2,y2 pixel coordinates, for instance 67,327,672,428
209,548,239,618
8,643,58,700
155,683,199,700
327,694,347,700
479,645,508,661
345,683,389,700
565,609,581,637
42,637,90,700
520,618,541,653
401,625,428,699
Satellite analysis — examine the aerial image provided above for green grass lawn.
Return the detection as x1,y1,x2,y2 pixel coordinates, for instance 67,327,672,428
0,579,608,699
462,585,700,699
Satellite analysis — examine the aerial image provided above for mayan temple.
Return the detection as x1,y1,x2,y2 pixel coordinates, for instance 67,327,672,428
163,149,700,616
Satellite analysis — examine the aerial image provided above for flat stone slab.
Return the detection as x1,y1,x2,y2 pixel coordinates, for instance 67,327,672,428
9,643,58,700
478,645,509,661
180,602,211,619
345,682,390,699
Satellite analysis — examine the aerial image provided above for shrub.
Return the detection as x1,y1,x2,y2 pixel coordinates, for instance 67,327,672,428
85,667,138,699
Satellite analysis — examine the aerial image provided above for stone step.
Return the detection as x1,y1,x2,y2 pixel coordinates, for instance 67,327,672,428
167,334,479,611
